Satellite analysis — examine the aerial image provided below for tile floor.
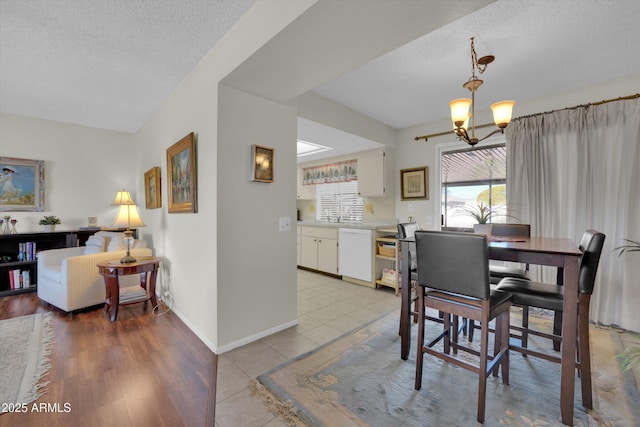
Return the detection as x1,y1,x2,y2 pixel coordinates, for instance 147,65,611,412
214,269,401,427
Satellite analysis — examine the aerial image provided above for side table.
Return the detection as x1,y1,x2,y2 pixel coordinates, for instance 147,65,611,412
97,257,160,322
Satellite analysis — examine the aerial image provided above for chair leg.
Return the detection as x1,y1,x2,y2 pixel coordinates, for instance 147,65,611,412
578,295,593,409
415,289,426,390
469,319,475,342
443,313,451,355
553,310,562,351
521,305,529,352
501,310,510,385
477,316,490,423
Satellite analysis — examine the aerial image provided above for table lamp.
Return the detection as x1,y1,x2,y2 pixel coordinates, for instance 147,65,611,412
111,189,145,263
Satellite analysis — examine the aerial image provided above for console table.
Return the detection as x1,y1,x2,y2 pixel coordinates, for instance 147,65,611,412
97,257,160,322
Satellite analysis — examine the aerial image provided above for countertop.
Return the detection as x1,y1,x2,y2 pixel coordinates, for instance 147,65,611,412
296,221,397,231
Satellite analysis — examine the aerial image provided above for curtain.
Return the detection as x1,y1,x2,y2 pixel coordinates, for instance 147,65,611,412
506,97,640,331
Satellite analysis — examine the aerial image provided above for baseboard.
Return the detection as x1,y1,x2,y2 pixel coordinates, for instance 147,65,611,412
216,319,299,354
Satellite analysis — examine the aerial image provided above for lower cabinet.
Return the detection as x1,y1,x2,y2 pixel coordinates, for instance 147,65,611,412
299,226,338,275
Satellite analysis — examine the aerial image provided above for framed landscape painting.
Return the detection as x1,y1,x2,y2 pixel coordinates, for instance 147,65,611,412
166,133,197,213
400,166,428,200
144,166,161,209
0,157,45,212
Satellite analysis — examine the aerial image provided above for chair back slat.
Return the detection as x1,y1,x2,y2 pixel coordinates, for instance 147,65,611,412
415,230,491,300
491,224,531,238
578,230,606,295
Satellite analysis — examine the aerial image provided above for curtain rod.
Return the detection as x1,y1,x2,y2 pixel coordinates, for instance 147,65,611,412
513,93,639,121
414,93,639,142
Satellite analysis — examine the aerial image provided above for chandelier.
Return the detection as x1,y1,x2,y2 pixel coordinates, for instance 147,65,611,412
449,37,515,146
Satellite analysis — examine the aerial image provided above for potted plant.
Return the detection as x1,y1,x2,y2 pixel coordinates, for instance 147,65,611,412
458,202,518,235
615,239,640,371
39,215,61,232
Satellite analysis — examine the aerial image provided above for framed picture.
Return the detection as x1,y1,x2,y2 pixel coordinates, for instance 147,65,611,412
166,132,197,213
0,156,45,212
251,144,274,183
144,166,161,209
400,166,428,200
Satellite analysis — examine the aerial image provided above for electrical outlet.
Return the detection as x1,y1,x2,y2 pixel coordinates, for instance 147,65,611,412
279,216,291,232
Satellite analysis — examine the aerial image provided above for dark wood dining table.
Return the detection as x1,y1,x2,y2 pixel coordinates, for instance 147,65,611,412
399,235,582,426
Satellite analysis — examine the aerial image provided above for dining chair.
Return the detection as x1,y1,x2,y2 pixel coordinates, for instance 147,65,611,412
397,223,421,324
488,223,531,284
469,223,531,342
414,230,512,423
495,229,605,408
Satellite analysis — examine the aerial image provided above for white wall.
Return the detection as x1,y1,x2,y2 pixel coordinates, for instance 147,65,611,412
217,84,298,349
0,113,135,232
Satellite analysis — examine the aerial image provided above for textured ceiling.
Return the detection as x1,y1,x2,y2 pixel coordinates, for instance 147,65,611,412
313,0,640,129
1,0,639,138
0,0,256,133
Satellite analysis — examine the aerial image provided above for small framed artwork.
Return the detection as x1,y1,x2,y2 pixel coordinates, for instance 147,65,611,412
144,166,161,209
400,166,428,200
251,144,274,183
0,156,45,212
166,132,197,213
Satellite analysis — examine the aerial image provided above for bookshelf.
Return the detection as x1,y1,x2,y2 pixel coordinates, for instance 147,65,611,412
0,231,76,297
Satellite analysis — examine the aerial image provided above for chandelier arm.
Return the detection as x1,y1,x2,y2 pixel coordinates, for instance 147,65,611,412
476,128,505,144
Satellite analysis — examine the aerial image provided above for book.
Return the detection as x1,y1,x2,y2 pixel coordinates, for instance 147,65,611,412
9,269,15,289
14,269,21,289
22,270,30,288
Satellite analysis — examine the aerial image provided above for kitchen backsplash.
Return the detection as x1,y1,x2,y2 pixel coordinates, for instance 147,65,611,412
296,197,395,223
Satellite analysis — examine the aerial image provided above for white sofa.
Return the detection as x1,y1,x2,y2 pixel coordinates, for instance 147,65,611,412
37,231,152,312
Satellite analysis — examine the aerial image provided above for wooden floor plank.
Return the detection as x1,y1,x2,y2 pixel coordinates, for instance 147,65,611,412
0,293,217,427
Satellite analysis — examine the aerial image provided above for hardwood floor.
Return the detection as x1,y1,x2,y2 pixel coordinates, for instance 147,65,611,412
0,293,217,427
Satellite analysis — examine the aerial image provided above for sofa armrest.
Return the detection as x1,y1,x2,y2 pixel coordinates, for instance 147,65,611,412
38,246,86,269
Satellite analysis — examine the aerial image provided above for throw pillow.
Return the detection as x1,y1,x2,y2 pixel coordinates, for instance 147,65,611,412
83,235,106,255
97,231,127,251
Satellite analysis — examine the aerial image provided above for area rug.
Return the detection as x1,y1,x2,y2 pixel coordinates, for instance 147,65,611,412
253,310,639,426
0,313,54,413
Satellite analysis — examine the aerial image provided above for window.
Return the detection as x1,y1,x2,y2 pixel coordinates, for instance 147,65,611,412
315,181,363,223
439,142,508,229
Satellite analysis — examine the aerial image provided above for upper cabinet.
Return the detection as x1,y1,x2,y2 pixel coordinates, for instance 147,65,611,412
297,147,394,199
358,148,391,197
297,165,314,200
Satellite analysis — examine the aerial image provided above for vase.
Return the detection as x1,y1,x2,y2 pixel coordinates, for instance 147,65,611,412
43,225,56,232
473,223,493,236
10,220,17,234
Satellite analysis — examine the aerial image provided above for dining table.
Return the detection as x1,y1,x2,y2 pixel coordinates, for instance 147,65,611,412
398,234,582,426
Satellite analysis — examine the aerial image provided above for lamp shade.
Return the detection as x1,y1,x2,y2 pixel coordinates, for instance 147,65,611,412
491,100,515,128
111,189,135,206
449,98,472,127
112,204,146,228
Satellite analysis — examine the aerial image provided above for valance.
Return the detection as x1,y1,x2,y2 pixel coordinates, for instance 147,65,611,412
302,159,357,185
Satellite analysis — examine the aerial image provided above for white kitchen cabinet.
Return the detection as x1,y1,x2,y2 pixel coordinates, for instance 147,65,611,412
299,226,338,275
357,148,389,197
297,165,314,200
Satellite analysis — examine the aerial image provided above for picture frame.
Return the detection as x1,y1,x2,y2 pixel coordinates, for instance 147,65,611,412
251,144,274,183
0,156,45,212
144,166,161,209
166,132,197,213
400,166,428,200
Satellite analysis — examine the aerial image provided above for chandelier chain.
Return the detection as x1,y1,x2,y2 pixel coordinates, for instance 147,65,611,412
470,37,487,76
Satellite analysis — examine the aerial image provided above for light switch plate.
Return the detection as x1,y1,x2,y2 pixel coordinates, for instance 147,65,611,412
279,216,291,232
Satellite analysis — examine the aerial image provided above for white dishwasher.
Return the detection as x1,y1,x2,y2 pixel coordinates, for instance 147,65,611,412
338,228,373,282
